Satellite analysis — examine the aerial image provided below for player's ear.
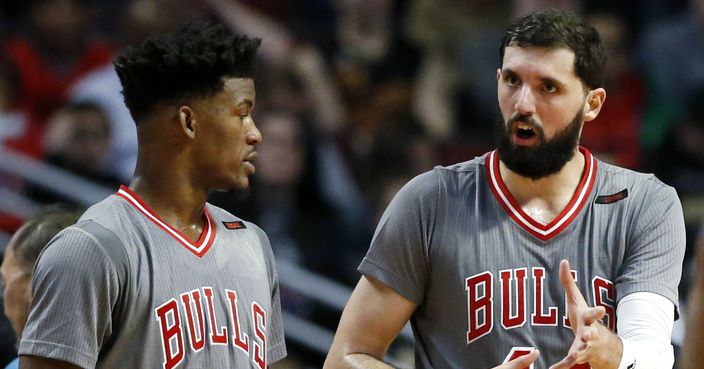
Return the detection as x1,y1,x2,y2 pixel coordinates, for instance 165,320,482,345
497,68,502,82
583,88,606,122
178,105,197,139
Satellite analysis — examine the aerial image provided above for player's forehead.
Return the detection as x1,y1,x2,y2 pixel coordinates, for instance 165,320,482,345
502,45,578,83
220,77,256,107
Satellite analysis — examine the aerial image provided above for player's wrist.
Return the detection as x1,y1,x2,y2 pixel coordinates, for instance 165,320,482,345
588,323,623,369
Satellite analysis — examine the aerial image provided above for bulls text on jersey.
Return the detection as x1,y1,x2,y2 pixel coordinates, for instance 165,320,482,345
155,287,268,369
465,267,616,343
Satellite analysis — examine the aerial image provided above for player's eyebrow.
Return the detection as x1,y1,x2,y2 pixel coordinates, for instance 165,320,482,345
540,76,566,90
501,68,518,78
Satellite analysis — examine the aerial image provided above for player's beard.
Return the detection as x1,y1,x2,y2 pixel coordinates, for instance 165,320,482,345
495,108,583,180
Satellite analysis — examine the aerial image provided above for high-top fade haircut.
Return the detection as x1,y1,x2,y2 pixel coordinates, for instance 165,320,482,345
114,22,261,123
499,8,606,90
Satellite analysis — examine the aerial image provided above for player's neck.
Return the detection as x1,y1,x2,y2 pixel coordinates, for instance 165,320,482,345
128,165,209,236
130,123,211,239
499,149,585,224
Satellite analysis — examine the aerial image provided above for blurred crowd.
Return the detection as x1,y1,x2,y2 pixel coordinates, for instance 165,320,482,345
0,0,703,367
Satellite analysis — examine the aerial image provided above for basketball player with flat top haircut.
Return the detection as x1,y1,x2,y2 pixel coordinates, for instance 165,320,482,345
325,8,685,369
18,23,286,369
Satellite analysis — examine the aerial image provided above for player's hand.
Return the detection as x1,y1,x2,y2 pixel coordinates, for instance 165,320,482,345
549,260,621,369
492,350,539,369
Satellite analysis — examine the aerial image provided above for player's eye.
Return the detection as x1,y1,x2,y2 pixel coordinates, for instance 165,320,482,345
505,75,520,87
543,82,558,93
237,110,250,120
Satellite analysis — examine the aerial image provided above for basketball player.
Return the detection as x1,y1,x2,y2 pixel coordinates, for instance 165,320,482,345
324,8,685,369
18,23,286,368
1,206,81,369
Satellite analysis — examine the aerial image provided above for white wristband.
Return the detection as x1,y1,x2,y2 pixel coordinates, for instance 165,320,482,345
617,337,637,369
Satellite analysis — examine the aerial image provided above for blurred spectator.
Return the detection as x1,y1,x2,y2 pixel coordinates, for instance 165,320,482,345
2,0,113,123
69,63,137,182
336,0,394,64
0,54,33,233
405,0,510,141
0,56,24,148
0,51,40,159
0,205,81,369
653,89,704,227
211,110,366,285
581,12,645,169
27,101,121,205
638,0,704,151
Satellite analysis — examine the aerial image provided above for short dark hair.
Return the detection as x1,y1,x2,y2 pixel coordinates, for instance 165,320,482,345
114,22,261,122
499,8,606,90
11,205,82,266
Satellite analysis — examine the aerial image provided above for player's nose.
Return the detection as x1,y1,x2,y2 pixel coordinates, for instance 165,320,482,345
514,85,536,116
246,119,262,145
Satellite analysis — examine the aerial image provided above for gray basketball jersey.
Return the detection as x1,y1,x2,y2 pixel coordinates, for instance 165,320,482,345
20,186,286,369
359,148,685,369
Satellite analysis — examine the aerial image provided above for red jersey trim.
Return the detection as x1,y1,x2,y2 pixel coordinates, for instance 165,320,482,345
485,147,597,241
116,185,216,257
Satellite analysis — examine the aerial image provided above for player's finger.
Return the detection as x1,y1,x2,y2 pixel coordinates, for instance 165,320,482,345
559,260,587,306
580,324,598,341
581,306,606,325
548,348,579,369
505,350,540,368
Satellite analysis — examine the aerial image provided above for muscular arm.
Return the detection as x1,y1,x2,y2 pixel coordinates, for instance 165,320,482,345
324,274,542,369
323,275,417,369
20,355,83,369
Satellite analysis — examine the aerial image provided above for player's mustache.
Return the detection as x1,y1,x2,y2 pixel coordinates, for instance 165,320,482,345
507,113,540,128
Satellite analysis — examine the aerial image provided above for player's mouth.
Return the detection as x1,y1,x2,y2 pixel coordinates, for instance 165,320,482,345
243,152,257,174
511,122,540,147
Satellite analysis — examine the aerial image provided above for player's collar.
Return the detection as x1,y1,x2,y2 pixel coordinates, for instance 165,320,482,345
116,185,217,257
485,147,597,241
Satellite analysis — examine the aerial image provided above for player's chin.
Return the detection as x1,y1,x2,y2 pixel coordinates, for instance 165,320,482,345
231,173,252,192
211,172,251,193
227,176,250,192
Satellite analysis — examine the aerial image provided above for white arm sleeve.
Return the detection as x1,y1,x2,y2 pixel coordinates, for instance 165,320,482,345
616,292,675,369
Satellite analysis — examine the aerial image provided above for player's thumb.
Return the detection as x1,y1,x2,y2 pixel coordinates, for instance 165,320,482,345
508,350,540,368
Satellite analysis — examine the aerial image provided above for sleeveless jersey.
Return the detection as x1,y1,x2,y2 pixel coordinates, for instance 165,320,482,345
20,185,286,369
359,148,685,369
